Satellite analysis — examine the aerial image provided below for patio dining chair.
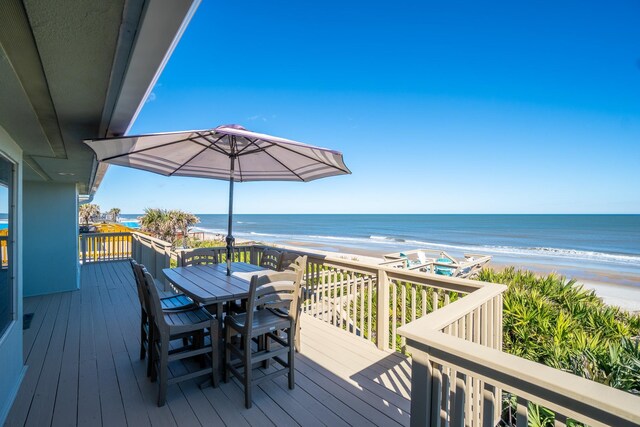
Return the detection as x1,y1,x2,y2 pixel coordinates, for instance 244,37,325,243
279,251,302,271
130,260,197,375
178,247,219,267
259,248,283,270
276,255,308,351
224,266,304,408
142,268,219,406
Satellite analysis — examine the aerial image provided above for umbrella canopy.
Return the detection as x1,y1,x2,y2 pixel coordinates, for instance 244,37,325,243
84,124,351,274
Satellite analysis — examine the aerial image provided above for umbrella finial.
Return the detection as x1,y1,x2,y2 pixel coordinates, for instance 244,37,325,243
216,124,247,131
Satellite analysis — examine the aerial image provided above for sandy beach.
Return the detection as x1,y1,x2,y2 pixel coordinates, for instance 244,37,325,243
191,224,640,311
272,239,640,312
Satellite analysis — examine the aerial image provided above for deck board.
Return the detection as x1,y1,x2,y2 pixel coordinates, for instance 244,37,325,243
5,261,411,427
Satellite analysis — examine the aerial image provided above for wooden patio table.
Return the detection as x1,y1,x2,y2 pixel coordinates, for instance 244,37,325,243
162,262,270,381
163,262,267,305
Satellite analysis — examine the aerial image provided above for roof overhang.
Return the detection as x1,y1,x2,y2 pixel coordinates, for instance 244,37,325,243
0,0,200,197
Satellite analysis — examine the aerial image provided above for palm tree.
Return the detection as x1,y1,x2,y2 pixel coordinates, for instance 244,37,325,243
138,208,199,246
167,210,200,248
138,208,170,241
108,207,121,222
79,203,100,225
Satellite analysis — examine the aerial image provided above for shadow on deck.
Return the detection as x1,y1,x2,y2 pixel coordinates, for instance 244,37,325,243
6,261,411,427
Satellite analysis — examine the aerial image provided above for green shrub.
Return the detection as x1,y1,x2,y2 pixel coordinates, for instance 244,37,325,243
478,267,640,394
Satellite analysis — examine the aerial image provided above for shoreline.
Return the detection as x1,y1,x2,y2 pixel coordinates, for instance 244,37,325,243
272,239,640,312
188,229,640,311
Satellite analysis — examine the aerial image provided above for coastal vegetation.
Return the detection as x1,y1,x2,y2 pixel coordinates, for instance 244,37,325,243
477,268,640,425
138,208,199,246
107,207,121,222
478,267,640,394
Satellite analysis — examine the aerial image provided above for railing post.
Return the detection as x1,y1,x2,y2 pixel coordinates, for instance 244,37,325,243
80,234,86,263
376,268,390,350
409,347,433,427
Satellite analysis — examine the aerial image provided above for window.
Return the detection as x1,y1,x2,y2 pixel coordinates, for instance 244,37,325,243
0,154,14,337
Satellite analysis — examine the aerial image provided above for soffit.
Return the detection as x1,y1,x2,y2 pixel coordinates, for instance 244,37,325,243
0,0,199,194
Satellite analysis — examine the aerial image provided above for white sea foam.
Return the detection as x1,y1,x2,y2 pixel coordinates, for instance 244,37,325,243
192,226,640,267
192,226,227,235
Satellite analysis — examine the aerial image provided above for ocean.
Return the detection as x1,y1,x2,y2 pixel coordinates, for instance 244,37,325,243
120,214,640,282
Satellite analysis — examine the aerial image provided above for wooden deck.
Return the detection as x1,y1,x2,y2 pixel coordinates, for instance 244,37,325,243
5,261,411,427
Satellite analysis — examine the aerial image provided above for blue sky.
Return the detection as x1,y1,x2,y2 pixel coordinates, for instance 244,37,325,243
93,1,640,214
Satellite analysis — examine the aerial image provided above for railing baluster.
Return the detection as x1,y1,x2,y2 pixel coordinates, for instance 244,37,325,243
516,396,528,427
392,281,397,350
442,366,451,427
482,383,495,427
474,306,481,344
311,263,317,318
401,284,406,350
367,277,373,341
409,351,433,427
411,285,417,322
359,276,365,337
487,297,494,349
351,272,357,334
451,372,466,427
432,363,443,427
332,270,338,327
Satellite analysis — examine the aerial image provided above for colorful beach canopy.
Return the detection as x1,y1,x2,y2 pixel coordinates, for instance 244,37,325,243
84,124,351,274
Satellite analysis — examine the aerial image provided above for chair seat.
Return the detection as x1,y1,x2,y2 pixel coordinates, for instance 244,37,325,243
225,309,292,337
163,307,214,331
160,294,195,310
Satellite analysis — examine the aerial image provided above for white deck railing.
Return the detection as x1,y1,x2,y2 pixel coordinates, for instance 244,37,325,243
79,232,132,262
81,235,640,426
399,306,640,426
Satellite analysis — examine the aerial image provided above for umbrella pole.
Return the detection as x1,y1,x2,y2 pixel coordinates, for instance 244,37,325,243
226,157,235,276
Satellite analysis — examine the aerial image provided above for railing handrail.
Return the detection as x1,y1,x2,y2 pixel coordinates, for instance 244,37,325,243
399,284,506,333
79,231,131,237
131,231,173,248
249,243,499,294
401,328,640,426
398,282,640,426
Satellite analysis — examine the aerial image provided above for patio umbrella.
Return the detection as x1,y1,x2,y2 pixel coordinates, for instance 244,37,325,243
84,124,351,275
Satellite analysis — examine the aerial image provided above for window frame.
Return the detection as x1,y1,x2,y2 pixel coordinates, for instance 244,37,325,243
0,150,16,341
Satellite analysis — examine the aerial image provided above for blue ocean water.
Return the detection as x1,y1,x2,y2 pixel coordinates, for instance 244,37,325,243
120,214,640,279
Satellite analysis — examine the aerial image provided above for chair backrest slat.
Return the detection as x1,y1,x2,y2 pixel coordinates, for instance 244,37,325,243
287,256,307,324
279,251,301,271
254,282,296,298
142,268,167,333
179,248,219,267
259,249,283,271
243,255,307,333
131,259,152,314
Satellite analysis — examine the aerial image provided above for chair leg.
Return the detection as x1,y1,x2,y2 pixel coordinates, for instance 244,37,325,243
294,315,302,352
196,331,207,368
288,325,295,390
158,337,169,407
147,325,155,378
244,335,252,409
224,325,231,383
263,333,271,368
210,324,219,388
140,310,148,360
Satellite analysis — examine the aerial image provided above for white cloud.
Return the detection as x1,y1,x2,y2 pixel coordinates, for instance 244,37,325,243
247,114,268,122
